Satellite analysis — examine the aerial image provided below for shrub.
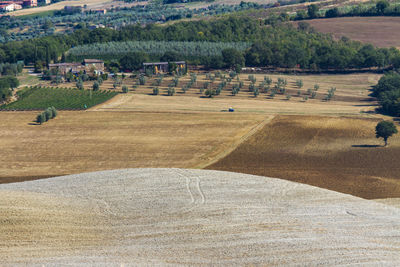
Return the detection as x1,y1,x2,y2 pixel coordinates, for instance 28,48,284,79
296,79,303,89
205,89,216,98
93,81,99,91
139,75,146,85
253,87,259,97
122,85,129,93
167,86,175,96
153,87,159,95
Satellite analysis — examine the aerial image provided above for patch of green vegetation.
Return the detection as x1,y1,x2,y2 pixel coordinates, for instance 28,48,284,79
18,10,56,20
0,86,118,110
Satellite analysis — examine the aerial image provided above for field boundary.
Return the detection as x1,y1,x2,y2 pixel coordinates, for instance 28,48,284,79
194,115,275,169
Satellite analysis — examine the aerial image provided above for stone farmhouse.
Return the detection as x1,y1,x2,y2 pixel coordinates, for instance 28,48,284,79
48,59,105,76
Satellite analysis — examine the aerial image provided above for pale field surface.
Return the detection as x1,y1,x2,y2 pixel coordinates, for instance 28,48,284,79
375,198,400,208
8,0,145,16
0,111,266,181
49,72,381,116
0,169,399,265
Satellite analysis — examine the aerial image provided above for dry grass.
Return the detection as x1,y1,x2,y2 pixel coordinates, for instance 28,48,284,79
0,111,265,181
47,72,381,116
295,17,400,48
208,115,400,199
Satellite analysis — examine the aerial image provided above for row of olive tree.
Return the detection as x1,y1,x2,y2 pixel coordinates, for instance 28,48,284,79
36,107,57,125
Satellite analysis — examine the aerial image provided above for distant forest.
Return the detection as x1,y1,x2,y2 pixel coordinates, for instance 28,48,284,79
1,17,400,71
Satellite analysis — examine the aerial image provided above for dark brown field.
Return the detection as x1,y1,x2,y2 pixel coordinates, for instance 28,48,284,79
295,17,400,48
208,115,400,199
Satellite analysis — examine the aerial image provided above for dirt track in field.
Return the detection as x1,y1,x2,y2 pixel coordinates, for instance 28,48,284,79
208,115,400,199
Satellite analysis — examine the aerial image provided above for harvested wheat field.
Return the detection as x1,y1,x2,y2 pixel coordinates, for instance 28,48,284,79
296,17,400,48
0,111,266,182
209,115,400,199
0,168,399,265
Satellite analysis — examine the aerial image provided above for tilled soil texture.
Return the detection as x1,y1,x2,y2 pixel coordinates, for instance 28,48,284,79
208,115,400,199
294,17,400,48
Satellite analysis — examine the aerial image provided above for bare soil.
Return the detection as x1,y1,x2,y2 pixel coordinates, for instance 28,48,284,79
208,115,400,199
295,17,400,48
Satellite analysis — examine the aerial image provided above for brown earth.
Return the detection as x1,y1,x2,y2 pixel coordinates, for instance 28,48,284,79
208,115,400,199
295,17,400,48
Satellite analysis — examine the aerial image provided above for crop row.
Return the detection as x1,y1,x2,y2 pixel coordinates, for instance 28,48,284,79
0,86,117,110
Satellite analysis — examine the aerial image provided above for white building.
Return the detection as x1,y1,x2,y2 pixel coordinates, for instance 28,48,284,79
0,3,23,12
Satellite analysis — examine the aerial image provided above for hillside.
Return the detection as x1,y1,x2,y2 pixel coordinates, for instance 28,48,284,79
1,168,399,264
295,17,400,48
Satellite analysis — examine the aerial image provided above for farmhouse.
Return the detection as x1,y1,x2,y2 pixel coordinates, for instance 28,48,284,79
48,59,104,75
0,2,22,11
0,0,36,11
143,61,186,74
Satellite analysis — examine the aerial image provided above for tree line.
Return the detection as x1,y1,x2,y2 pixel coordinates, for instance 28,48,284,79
373,72,400,116
1,16,400,72
0,2,262,43
0,76,19,102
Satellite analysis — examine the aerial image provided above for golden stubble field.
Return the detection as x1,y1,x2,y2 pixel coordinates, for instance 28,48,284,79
0,110,267,182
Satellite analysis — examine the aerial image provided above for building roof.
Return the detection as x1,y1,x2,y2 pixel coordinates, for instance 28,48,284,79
84,59,104,64
48,63,81,67
143,61,186,66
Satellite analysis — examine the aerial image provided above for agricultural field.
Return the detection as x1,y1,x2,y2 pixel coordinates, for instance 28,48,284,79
4,71,399,201
51,72,381,115
295,17,400,48
0,111,266,182
0,86,117,110
208,115,400,199
1,168,399,265
8,0,136,17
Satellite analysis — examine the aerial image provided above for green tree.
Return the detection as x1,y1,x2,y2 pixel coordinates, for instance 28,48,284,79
45,108,53,121
153,87,159,95
307,4,319,19
296,79,303,89
122,85,129,93
76,80,84,90
36,113,45,124
93,81,100,91
222,48,245,69
376,0,389,13
376,120,398,146
205,89,216,98
51,106,57,118
120,52,149,71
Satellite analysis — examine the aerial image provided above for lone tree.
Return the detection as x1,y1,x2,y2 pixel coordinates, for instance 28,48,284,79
376,120,398,146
